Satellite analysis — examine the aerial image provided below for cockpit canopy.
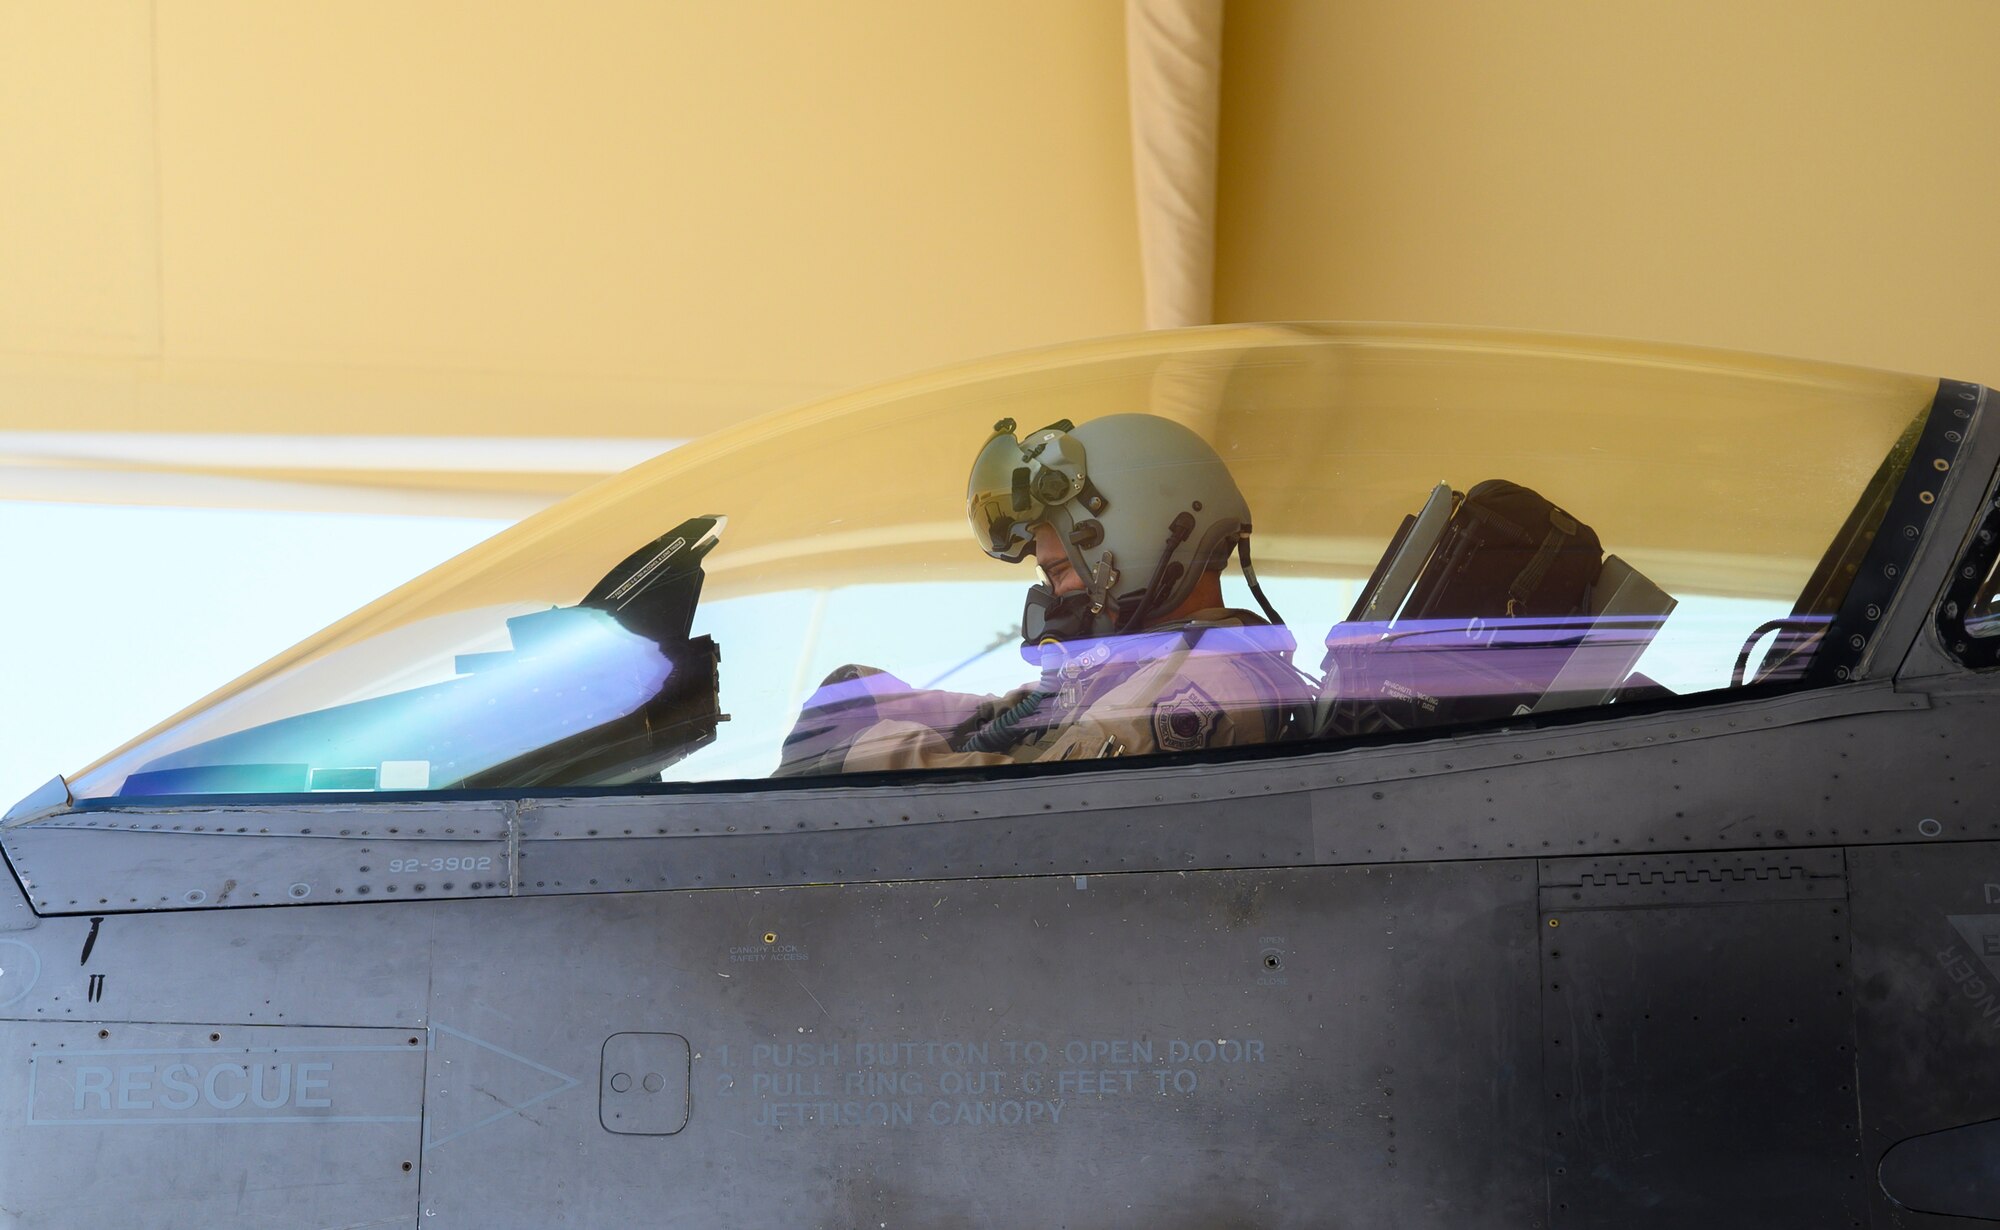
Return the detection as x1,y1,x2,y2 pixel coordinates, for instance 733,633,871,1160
61,324,1936,801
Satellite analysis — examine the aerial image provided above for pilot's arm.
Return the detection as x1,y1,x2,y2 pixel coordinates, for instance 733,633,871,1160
775,665,1029,776
828,677,1057,772
1029,645,1293,761
836,713,1019,772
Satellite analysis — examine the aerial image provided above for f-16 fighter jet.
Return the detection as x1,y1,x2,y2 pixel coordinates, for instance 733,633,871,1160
2,324,1996,1228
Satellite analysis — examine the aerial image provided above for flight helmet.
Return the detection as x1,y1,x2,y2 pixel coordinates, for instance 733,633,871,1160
967,412,1253,643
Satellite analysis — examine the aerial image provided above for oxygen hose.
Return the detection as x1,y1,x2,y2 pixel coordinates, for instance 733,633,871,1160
955,652,1065,754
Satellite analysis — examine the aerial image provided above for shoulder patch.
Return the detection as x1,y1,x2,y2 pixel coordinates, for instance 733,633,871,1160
1152,682,1222,752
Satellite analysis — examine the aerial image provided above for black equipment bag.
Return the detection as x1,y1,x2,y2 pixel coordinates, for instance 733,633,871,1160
1403,480,1604,622
1322,480,1605,737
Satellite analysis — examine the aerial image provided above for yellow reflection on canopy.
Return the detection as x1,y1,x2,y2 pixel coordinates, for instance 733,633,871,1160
72,324,1932,787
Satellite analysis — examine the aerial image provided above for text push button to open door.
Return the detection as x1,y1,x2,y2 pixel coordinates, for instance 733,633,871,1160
600,1032,690,1135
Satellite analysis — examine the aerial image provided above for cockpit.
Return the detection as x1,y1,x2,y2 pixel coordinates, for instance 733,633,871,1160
54,324,1936,803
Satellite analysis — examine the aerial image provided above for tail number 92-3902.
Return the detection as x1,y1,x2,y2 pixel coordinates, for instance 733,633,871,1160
388,856,494,873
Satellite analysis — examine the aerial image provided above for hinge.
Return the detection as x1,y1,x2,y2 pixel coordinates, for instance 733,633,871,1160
1539,848,1846,910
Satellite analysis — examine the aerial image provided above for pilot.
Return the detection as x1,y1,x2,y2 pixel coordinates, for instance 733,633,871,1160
777,413,1307,774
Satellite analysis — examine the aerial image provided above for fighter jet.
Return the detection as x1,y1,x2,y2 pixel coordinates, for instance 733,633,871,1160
1,323,1994,1227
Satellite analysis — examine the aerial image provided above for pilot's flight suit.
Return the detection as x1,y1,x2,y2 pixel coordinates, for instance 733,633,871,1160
777,610,1306,775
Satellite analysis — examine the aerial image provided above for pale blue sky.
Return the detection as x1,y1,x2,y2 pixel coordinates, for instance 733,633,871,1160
0,503,510,812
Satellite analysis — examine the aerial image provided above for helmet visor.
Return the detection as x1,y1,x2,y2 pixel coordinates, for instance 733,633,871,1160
967,428,1037,561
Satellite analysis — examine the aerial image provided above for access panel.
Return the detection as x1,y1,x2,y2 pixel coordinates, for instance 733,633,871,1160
0,1022,424,1228
1539,851,1862,1228
1849,842,2000,1226
601,1031,691,1134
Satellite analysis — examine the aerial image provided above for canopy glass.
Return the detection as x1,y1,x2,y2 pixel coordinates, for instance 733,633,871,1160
62,324,1935,801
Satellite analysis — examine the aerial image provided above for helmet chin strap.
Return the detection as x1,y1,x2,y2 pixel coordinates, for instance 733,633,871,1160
1026,508,1219,647
1026,529,1283,648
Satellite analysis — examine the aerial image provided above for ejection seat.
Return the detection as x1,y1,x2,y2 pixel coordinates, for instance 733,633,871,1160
1314,481,1678,739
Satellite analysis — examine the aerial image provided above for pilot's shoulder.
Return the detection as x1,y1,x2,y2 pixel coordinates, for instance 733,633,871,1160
1162,613,1313,723
1172,611,1298,680
1082,620,1290,713
1177,608,1297,657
